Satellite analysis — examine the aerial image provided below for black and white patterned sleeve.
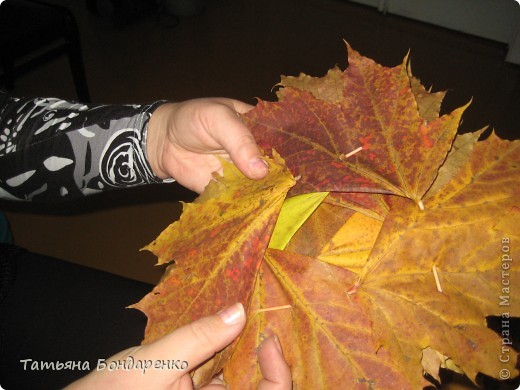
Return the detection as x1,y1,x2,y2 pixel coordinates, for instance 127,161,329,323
0,91,172,201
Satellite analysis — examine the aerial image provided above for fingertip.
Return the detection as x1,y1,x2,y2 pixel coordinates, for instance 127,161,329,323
248,156,270,179
217,302,246,326
231,99,256,114
272,335,283,354
258,335,292,389
258,335,284,359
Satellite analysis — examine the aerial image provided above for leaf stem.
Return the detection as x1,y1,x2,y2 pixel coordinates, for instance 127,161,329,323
339,146,363,161
257,305,292,313
432,265,443,293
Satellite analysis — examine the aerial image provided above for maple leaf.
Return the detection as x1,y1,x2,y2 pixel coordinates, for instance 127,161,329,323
421,347,463,384
269,192,329,250
284,198,357,258
278,66,345,104
225,249,420,389
408,63,446,121
223,133,519,388
282,193,386,274
133,44,519,388
425,128,486,198
244,43,467,206
354,133,520,384
131,152,294,383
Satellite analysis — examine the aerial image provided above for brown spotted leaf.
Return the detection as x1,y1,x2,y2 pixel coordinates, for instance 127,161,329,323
284,198,355,258
131,153,294,383
140,152,293,268
245,43,466,204
421,347,463,383
135,45,519,389
425,127,486,198
278,66,344,103
224,249,421,389
408,63,446,121
222,134,519,388
355,133,520,383
317,209,384,274
284,193,387,274
326,191,389,221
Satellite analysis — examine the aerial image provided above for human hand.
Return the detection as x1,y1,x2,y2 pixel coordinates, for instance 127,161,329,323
146,98,269,193
65,303,291,389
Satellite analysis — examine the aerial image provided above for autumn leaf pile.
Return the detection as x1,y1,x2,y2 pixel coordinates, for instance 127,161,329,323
132,44,519,388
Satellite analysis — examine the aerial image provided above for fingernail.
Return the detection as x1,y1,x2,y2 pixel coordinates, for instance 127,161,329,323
249,157,270,176
218,302,245,326
273,335,283,354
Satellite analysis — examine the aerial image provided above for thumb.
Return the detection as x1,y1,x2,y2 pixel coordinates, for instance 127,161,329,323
65,304,246,389
211,101,269,181
142,302,246,369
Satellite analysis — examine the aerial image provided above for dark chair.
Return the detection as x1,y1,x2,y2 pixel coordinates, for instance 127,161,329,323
0,0,90,102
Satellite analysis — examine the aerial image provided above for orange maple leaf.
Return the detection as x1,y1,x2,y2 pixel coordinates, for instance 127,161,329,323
245,43,467,206
131,152,294,383
133,44,519,388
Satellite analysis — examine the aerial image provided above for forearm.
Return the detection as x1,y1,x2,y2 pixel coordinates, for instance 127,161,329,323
0,91,167,201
